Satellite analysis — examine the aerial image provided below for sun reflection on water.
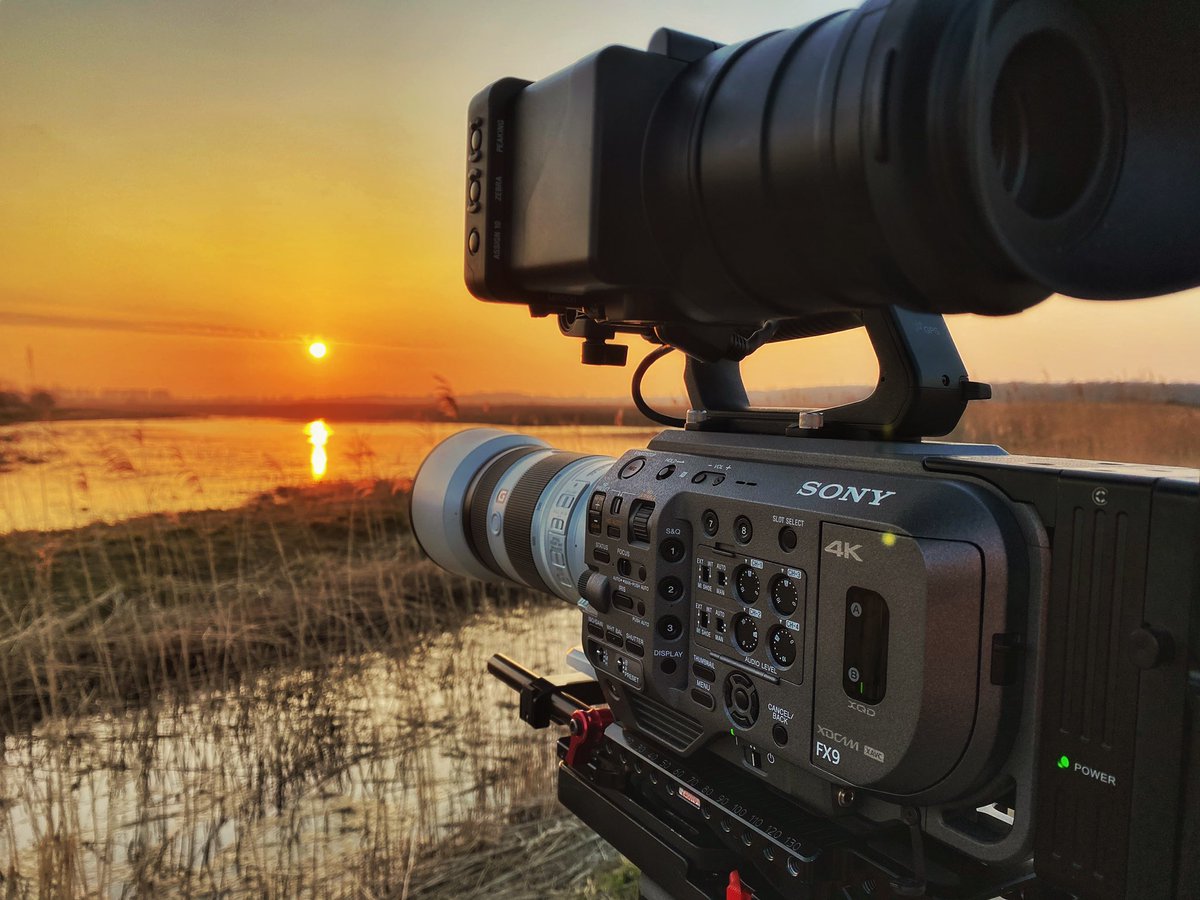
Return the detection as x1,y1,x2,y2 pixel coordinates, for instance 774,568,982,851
303,419,331,480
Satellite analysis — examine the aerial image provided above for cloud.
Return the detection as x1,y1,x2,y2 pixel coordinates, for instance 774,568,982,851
0,307,425,350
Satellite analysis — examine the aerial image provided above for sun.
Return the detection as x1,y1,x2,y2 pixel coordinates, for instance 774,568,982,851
308,341,328,360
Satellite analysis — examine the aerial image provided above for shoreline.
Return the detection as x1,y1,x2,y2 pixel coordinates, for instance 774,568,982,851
4,381,1199,429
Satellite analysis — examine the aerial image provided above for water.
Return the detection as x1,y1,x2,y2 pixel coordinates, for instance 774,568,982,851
0,417,656,534
1,604,587,897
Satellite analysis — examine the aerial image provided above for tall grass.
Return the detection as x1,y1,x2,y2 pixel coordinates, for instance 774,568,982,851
0,601,621,898
0,480,539,734
0,478,634,898
949,400,1199,466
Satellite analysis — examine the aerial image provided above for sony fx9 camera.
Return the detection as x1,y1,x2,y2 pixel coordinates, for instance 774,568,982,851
418,0,1200,897
414,428,1198,900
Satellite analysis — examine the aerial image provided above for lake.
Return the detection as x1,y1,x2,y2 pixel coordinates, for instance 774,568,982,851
0,417,657,534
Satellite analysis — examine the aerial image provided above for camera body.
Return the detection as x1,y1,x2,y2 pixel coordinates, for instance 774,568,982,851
411,426,1199,898
576,430,1198,898
577,435,1036,838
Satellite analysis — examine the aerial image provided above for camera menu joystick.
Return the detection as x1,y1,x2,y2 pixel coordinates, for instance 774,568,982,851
724,672,759,728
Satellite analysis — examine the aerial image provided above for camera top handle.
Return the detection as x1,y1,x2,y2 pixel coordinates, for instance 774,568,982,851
669,306,991,442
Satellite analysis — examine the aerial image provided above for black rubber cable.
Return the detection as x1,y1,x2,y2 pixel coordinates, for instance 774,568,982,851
632,346,687,428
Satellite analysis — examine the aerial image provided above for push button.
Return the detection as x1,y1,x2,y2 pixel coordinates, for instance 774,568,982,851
618,458,646,479
734,516,753,544
692,660,716,683
658,576,684,602
657,616,683,641
778,526,797,552
691,689,715,710
656,464,676,480
659,538,685,563
701,509,719,537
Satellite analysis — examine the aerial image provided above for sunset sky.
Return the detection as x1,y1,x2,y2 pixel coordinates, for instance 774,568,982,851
1,0,1197,401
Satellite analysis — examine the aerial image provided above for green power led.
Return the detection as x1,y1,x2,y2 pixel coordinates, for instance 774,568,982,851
1057,755,1071,769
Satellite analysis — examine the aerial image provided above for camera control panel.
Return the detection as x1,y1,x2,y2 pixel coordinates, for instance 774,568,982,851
577,445,1025,805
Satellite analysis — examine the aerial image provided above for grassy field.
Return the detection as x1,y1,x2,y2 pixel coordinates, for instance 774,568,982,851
949,400,1199,466
0,479,645,898
0,402,1194,898
0,479,534,733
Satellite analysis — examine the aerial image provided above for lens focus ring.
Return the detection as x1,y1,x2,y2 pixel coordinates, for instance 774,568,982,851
503,452,591,592
465,445,544,578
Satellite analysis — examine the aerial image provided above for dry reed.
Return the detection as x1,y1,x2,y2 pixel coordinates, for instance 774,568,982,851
949,401,1199,466
0,479,617,897
0,480,535,734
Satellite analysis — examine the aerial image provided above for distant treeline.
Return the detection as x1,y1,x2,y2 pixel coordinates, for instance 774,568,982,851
0,390,57,424
2,382,1197,428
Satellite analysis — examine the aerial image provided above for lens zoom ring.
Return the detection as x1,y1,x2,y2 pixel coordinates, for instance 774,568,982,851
464,445,543,578
504,451,590,592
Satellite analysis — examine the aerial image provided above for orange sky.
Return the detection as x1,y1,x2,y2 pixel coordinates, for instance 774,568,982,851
1,0,1197,400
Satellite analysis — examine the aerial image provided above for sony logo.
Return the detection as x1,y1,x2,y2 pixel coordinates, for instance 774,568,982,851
797,480,896,506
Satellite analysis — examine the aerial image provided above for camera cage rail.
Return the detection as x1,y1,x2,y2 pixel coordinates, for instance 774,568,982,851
565,305,991,442
681,307,992,442
489,653,1044,900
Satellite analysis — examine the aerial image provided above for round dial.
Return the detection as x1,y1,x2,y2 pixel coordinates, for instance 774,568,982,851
733,613,759,653
734,565,760,604
769,626,797,667
770,574,800,616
